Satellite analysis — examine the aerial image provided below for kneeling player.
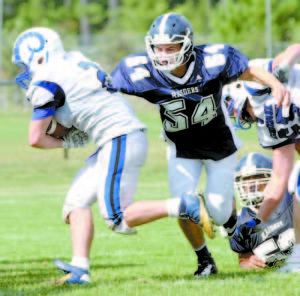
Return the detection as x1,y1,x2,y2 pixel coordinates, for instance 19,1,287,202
229,153,295,269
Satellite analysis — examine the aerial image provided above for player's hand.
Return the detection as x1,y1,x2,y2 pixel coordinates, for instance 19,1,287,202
239,253,266,269
272,62,290,84
271,83,290,107
236,218,263,240
62,128,90,149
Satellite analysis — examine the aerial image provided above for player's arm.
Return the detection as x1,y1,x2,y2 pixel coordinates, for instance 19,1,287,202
239,66,290,107
29,109,63,149
272,44,300,70
258,143,295,222
238,253,266,269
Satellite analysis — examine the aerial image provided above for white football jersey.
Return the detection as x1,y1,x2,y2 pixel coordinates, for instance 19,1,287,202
26,51,146,147
243,59,300,149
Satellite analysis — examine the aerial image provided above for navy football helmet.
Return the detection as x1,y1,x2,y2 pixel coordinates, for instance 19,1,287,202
235,152,273,211
145,13,194,72
223,82,254,130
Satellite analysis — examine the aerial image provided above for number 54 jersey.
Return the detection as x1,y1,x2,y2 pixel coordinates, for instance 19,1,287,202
112,44,248,160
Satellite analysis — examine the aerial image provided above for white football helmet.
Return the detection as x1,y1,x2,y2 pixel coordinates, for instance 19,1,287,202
12,27,65,89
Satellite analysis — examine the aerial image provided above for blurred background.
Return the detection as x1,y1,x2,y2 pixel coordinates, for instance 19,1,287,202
1,0,300,109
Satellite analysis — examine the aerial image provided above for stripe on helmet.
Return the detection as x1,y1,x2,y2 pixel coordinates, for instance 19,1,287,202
159,13,171,36
245,153,255,166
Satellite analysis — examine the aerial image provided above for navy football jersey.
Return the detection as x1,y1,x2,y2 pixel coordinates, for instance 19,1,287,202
230,192,294,267
112,44,249,160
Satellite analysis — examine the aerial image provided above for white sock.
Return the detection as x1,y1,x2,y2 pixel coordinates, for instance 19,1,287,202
71,256,90,271
166,198,181,217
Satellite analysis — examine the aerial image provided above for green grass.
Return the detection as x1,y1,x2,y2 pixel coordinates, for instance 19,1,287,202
0,104,298,296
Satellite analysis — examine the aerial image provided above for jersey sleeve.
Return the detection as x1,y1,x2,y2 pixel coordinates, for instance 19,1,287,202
248,58,273,73
220,45,249,85
111,57,143,96
27,80,66,109
229,207,254,253
27,86,55,109
229,236,252,254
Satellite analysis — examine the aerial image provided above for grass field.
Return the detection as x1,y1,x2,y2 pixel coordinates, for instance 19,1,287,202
0,101,299,296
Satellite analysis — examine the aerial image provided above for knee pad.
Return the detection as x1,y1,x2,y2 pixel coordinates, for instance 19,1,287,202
207,194,232,226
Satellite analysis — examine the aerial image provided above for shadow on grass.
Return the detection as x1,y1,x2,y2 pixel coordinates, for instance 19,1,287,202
0,257,144,295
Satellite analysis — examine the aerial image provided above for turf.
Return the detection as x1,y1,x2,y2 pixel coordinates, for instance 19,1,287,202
0,102,298,296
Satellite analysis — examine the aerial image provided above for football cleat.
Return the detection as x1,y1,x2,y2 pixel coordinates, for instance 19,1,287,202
179,191,201,224
194,254,218,278
54,260,91,285
198,192,217,239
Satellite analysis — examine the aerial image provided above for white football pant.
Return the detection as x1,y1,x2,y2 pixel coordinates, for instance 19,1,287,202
167,143,237,225
63,130,148,229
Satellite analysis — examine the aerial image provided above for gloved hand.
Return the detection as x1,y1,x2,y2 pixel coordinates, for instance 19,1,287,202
236,218,263,240
62,128,90,149
272,62,290,84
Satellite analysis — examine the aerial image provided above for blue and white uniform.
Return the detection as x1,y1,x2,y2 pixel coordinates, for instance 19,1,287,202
27,51,147,230
242,59,300,149
230,192,294,267
112,44,249,225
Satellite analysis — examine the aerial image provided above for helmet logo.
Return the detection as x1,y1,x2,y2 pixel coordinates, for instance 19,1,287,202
14,31,45,65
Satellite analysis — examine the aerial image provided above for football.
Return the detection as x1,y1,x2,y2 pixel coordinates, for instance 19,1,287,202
46,118,70,139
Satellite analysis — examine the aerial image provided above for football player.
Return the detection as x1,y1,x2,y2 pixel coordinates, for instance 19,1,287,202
12,27,204,284
225,44,300,272
229,152,294,269
111,12,289,277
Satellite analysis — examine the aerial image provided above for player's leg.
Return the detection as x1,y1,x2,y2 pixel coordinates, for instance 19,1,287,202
219,197,238,238
204,152,237,226
278,161,300,272
55,159,98,284
167,143,216,277
97,131,201,233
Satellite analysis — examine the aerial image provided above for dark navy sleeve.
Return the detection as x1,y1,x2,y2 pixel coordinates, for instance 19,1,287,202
221,45,249,85
229,235,252,254
111,58,141,96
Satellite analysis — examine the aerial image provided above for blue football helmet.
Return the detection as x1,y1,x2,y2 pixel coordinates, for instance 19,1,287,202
12,27,65,89
223,82,254,130
145,13,194,72
235,152,273,211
